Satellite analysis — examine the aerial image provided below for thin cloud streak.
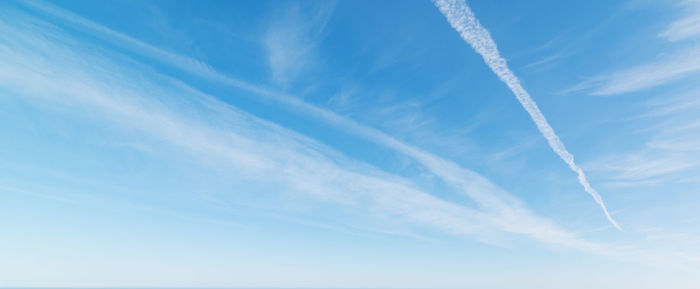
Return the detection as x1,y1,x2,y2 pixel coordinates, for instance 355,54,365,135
567,1,700,96
12,0,625,250
585,92,700,187
0,10,609,258
4,0,699,269
262,1,336,86
591,48,700,96
659,0,700,42
432,0,622,231
0,13,491,241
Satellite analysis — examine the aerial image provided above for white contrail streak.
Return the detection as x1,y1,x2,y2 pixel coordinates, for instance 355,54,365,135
433,0,622,231
18,0,621,235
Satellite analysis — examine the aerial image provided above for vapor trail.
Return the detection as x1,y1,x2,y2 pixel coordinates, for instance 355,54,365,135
18,0,622,235
433,0,622,230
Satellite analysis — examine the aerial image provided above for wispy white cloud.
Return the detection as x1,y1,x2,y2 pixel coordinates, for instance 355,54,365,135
565,1,700,96
3,0,632,255
635,88,700,118
262,1,336,86
586,92,700,186
590,154,697,183
13,0,700,268
659,0,700,41
0,11,492,240
432,0,622,230
585,48,700,95
562,0,700,189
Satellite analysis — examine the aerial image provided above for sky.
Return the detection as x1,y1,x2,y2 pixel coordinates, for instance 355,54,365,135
1,0,700,288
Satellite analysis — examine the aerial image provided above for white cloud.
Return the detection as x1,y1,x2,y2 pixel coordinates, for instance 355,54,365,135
0,0,608,253
10,0,700,267
567,1,700,96
8,0,564,240
0,11,492,240
432,0,622,230
585,91,700,186
262,1,336,86
563,1,700,189
589,48,700,95
659,1,700,41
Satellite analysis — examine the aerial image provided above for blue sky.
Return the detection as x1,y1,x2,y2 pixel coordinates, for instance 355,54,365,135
1,0,700,288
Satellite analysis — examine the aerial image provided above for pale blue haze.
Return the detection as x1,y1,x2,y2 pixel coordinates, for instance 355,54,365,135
1,0,699,288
